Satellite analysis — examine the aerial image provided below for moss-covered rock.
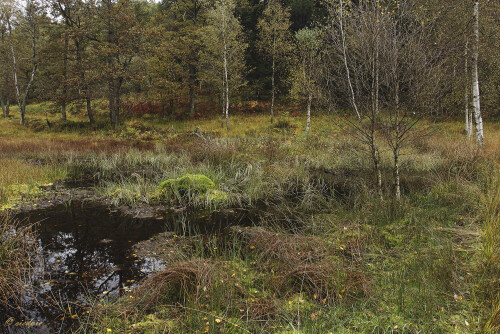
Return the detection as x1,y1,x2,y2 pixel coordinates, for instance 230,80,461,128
158,174,216,196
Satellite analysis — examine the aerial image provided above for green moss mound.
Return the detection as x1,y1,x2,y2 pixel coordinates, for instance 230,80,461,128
204,189,229,201
158,174,216,196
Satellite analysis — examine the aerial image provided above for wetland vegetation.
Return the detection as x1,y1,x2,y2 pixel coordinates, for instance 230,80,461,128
0,0,499,332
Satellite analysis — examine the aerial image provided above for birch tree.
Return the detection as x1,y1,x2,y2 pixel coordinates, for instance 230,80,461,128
200,0,247,131
257,0,292,123
323,0,383,199
0,6,12,117
5,0,39,125
464,39,473,137
379,0,442,200
290,28,322,134
471,0,484,145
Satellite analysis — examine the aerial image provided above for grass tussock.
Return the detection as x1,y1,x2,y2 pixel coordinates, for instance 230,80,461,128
0,215,37,310
134,259,218,310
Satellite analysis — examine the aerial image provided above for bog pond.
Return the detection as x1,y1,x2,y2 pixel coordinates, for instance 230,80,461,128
1,200,255,333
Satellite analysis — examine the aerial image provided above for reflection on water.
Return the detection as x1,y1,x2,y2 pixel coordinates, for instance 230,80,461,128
0,201,253,333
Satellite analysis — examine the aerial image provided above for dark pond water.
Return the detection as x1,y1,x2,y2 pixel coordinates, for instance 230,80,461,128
0,201,254,333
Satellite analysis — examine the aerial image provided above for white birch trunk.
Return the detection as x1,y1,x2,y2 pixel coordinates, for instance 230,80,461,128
472,1,484,145
222,2,230,131
464,40,471,136
271,41,276,124
305,93,311,134
8,21,23,124
9,16,36,125
339,0,361,120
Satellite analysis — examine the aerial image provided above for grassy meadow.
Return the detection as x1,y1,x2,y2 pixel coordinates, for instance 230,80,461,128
1,104,499,333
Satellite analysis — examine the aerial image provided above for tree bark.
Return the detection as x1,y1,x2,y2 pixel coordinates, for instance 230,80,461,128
61,29,68,121
189,85,196,118
393,147,401,200
222,4,230,131
220,88,225,128
86,95,93,124
305,93,311,134
0,92,6,117
270,37,276,123
394,61,401,200
464,40,471,136
472,1,484,145
108,80,115,125
372,144,383,201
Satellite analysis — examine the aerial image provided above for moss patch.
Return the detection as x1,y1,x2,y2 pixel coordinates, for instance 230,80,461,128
158,174,216,196
203,189,229,202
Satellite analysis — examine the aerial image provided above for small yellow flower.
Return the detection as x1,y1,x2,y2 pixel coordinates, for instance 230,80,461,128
107,329,112,333
215,318,222,323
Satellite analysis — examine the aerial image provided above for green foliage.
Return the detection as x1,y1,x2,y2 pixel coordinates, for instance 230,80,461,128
290,27,322,101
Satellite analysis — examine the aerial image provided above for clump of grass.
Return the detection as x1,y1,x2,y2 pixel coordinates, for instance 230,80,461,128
133,259,218,310
0,215,38,310
478,170,500,333
234,226,368,303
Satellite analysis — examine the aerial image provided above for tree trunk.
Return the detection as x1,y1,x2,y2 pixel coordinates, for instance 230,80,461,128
113,78,123,129
108,80,115,125
86,95,93,124
270,39,276,124
394,60,401,200
464,40,471,136
472,1,484,145
74,40,93,124
374,147,383,201
221,89,225,128
189,85,196,118
305,93,311,134
393,147,401,201
339,0,361,120
223,35,230,131
375,37,380,115
9,19,36,126
61,31,68,121
0,92,6,117
1,96,9,117
9,22,22,124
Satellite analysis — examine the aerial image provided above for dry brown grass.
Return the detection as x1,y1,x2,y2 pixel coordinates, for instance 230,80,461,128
0,137,154,156
486,299,500,334
133,259,217,310
236,227,329,268
278,263,337,302
0,214,38,310
233,226,369,304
